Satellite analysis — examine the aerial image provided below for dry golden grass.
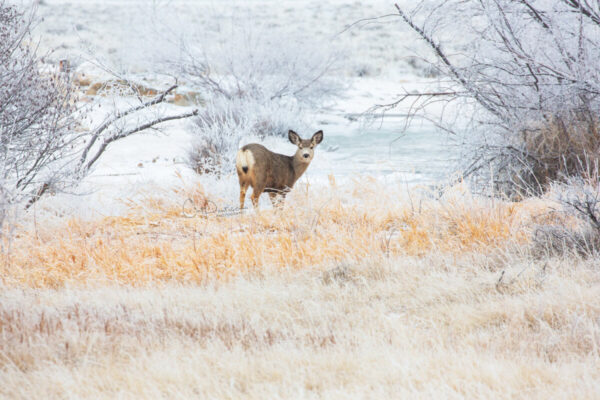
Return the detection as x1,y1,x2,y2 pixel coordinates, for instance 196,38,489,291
0,180,563,288
0,256,599,398
0,180,597,398
514,114,600,194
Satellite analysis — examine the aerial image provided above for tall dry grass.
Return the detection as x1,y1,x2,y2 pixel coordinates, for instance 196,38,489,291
507,114,600,196
1,179,596,398
0,255,599,398
0,179,562,288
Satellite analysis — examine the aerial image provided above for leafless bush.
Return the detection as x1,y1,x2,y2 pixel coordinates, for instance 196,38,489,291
389,1,600,196
532,224,600,258
0,2,80,220
0,2,197,225
162,16,342,174
176,21,341,106
188,98,303,175
533,175,600,257
518,115,600,191
558,175,600,241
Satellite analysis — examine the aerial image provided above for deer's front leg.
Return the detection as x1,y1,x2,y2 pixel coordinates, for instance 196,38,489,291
268,192,282,208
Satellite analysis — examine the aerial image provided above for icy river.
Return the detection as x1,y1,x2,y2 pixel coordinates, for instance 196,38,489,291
311,116,458,186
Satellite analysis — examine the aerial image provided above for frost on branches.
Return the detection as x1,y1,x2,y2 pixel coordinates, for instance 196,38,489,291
168,16,342,174
0,3,80,214
393,0,600,195
0,3,197,223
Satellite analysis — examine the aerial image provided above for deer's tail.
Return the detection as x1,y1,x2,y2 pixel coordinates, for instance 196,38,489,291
236,148,255,174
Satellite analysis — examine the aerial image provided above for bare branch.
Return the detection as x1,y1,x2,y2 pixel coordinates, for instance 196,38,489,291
386,0,600,196
394,3,504,120
84,109,198,171
561,0,600,26
79,84,179,166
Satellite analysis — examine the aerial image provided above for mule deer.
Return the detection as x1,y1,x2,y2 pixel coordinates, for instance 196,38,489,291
236,130,324,209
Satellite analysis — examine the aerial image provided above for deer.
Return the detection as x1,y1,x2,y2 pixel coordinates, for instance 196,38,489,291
236,129,324,209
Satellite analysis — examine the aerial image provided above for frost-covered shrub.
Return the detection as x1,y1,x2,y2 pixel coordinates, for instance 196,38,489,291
533,176,600,257
0,2,79,217
188,98,304,174
393,1,600,196
516,115,600,193
176,20,341,106
164,16,342,174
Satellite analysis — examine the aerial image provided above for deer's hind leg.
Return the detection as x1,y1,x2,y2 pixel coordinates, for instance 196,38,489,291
239,181,249,210
238,169,252,210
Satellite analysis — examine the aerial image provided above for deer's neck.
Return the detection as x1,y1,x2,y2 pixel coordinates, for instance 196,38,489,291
292,158,310,184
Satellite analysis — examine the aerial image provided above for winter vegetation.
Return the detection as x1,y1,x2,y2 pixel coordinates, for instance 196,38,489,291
0,3,79,214
173,14,344,174
0,1,198,223
392,0,600,197
1,0,599,398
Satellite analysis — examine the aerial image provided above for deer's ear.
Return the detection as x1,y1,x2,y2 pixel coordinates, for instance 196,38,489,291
311,130,323,145
288,130,301,145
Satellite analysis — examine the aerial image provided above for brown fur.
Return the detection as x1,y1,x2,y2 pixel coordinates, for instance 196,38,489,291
236,130,323,209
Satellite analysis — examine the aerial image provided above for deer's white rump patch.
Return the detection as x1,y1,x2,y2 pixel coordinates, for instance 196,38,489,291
236,149,255,173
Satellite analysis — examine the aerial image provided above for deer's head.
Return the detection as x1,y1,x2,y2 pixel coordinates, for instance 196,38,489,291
288,130,324,164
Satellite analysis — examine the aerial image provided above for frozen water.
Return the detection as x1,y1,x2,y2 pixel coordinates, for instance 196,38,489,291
315,118,457,184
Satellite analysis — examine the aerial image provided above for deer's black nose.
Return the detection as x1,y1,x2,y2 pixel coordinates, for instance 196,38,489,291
303,154,309,158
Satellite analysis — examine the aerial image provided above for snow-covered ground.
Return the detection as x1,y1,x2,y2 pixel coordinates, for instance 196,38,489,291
30,0,457,215
34,0,431,79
